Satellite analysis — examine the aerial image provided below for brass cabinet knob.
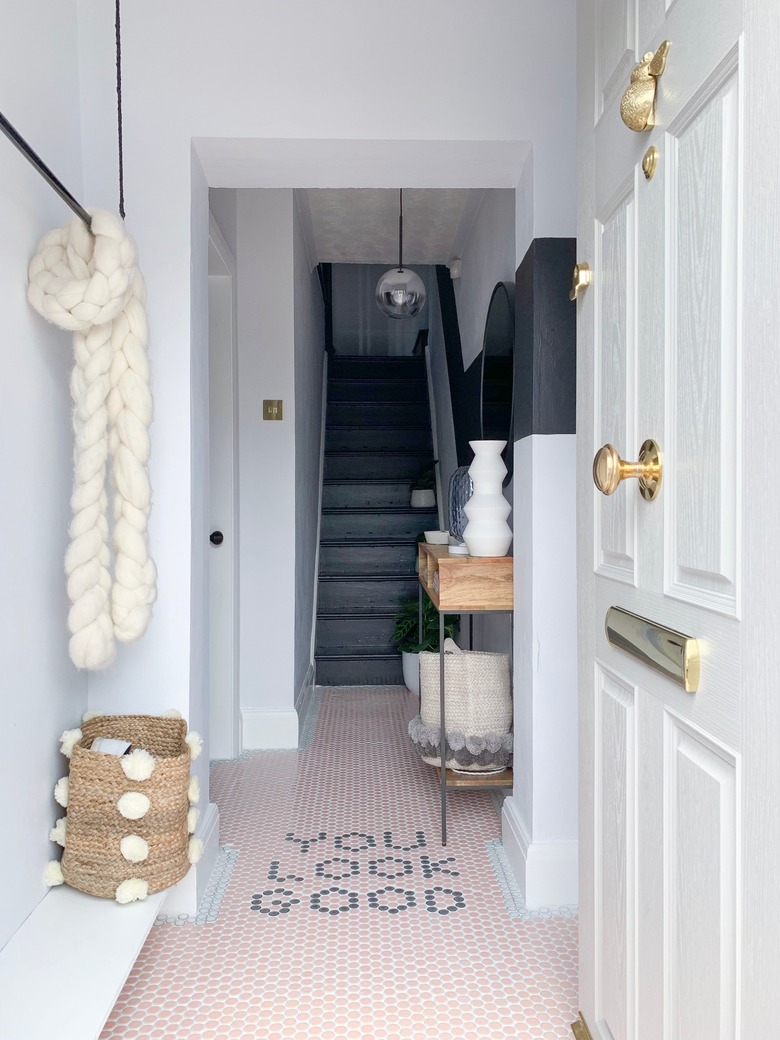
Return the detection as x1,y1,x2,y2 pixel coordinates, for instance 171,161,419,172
569,262,592,301
593,439,663,501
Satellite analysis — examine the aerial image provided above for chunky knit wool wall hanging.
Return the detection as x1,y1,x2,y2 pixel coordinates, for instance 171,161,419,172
28,211,157,669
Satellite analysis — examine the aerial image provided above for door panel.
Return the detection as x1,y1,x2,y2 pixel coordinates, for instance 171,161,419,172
595,188,638,584
665,68,741,615
595,664,636,1040
597,0,636,120
665,715,738,1040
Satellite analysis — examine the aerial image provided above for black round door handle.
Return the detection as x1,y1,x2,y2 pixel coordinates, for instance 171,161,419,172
210,531,224,546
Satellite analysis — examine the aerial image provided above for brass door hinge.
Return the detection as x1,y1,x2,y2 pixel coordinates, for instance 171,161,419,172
571,1012,594,1040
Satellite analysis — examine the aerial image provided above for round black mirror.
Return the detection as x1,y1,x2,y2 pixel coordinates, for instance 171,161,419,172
480,281,515,482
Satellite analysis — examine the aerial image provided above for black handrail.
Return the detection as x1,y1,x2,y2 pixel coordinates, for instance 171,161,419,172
0,109,92,231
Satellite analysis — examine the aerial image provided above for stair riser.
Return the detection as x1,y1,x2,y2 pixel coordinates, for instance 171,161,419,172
321,511,437,541
330,359,426,381
316,657,404,686
323,483,415,510
325,428,432,452
319,543,417,576
324,454,432,480
316,615,398,653
328,381,428,403
327,403,429,427
318,578,419,613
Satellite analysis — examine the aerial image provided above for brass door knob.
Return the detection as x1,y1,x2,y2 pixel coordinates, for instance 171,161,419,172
593,439,663,501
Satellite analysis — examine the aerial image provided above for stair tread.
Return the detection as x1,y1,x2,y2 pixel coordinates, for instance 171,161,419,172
315,649,400,660
318,573,416,582
320,537,422,547
317,610,398,619
323,478,415,485
322,506,435,514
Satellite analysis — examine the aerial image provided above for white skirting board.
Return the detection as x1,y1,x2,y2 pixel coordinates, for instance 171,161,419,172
501,795,578,907
160,801,220,915
241,707,299,750
0,885,165,1040
295,664,316,734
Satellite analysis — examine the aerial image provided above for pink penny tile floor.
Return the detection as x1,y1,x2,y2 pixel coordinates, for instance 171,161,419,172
101,687,578,1040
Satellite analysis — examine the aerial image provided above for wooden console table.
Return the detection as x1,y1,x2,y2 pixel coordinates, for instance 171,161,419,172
417,543,513,845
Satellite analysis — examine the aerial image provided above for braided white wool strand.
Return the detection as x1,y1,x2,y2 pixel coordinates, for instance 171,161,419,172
27,210,156,669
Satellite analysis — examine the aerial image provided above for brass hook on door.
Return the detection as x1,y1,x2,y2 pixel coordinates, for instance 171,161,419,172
569,262,592,301
620,41,671,132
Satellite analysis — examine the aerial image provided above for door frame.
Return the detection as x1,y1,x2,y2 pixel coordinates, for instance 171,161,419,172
208,213,240,759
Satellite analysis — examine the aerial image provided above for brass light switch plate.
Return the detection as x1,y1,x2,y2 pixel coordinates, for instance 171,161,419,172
263,399,283,421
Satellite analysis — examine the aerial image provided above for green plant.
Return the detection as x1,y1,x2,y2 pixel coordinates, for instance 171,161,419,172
412,460,438,491
391,594,458,654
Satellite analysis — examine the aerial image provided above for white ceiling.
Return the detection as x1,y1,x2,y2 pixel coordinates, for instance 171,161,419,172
303,188,484,265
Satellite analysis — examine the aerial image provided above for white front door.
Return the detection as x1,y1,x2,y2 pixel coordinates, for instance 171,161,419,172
577,0,780,1035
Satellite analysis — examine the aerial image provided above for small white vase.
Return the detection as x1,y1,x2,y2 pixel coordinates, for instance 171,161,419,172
462,440,512,557
410,489,435,508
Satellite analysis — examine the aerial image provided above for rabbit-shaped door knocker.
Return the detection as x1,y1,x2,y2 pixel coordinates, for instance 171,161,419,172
620,41,671,132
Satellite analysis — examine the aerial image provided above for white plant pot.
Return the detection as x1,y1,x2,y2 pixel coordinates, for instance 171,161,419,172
462,440,513,557
402,651,420,695
410,489,435,508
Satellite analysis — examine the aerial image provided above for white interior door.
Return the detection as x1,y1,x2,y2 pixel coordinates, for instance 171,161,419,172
576,0,780,1035
208,217,239,760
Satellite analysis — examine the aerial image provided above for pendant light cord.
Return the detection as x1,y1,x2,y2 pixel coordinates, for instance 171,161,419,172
115,0,125,219
398,187,403,272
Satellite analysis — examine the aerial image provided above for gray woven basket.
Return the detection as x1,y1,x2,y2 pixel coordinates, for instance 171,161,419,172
411,639,513,771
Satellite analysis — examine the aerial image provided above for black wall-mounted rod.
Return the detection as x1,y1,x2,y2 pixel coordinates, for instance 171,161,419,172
0,110,92,231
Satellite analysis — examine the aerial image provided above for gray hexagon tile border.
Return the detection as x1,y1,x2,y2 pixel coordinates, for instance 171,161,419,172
485,839,578,921
154,843,239,926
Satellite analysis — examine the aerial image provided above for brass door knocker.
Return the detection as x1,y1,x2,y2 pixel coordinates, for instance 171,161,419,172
620,41,671,132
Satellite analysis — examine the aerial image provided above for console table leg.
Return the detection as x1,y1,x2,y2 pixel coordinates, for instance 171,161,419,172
440,610,447,846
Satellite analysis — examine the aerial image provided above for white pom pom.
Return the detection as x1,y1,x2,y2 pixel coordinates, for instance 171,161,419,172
188,775,200,805
187,807,199,834
185,731,203,761
81,710,101,723
54,776,69,808
161,708,182,719
188,836,203,864
120,835,149,863
49,817,68,847
44,860,64,887
120,748,156,781
59,728,83,759
115,878,149,904
117,792,150,820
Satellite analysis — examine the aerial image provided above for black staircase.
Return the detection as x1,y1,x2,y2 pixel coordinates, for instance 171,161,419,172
315,355,438,685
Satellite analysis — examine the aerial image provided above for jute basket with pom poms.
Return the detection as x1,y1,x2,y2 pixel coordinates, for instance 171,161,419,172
58,715,193,900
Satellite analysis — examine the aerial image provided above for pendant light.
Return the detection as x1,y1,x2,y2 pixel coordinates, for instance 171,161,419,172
375,189,427,319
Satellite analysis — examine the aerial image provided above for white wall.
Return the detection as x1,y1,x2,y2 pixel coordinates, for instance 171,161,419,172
293,192,326,705
454,190,517,370
73,0,576,781
0,0,88,949
503,434,578,906
235,190,298,748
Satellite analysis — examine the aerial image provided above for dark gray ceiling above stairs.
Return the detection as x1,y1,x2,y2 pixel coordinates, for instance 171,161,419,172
315,355,437,686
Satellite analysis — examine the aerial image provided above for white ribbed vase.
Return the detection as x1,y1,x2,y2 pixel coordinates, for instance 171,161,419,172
462,440,512,557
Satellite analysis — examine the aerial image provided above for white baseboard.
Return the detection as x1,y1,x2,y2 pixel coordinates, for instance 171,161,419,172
161,800,220,915
241,707,299,750
502,796,578,907
0,885,165,1040
295,663,316,731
